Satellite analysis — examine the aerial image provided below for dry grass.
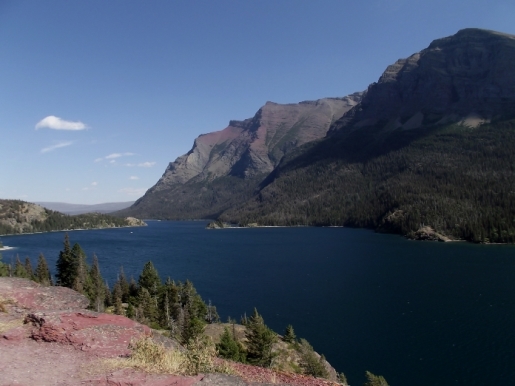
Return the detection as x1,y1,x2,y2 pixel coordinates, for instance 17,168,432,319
102,336,235,376
0,318,24,333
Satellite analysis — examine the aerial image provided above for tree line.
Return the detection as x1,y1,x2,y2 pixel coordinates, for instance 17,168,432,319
221,119,515,244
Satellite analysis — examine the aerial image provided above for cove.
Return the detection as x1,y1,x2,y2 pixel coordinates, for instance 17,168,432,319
1,221,514,386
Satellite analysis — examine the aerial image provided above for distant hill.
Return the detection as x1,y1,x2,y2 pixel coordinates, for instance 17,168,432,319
118,28,515,243
0,199,144,235
35,201,134,215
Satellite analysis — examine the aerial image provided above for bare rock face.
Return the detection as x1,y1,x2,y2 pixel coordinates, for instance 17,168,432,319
333,28,515,132
118,95,362,219
150,95,362,191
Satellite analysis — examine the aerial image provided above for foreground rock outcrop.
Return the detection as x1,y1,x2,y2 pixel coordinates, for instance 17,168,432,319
0,278,340,386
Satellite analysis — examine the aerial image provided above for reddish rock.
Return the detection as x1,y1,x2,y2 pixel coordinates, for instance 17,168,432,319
27,311,151,357
82,369,203,386
1,277,337,385
2,325,30,341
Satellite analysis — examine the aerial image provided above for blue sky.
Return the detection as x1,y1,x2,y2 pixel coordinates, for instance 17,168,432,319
1,0,514,205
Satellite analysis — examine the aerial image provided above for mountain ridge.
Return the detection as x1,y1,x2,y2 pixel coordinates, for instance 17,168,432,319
119,28,515,242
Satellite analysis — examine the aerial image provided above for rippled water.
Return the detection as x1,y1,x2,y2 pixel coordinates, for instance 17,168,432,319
1,221,514,385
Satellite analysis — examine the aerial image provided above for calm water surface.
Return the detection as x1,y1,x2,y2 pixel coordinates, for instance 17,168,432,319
1,221,514,385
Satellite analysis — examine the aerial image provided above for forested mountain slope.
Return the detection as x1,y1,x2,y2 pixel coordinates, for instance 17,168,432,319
220,28,515,243
122,28,515,242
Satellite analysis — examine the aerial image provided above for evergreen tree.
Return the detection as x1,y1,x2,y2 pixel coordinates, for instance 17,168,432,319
112,280,124,315
181,309,205,344
71,243,91,295
283,324,296,343
136,287,159,326
0,254,9,277
24,257,33,279
56,233,75,287
158,278,180,329
35,253,52,286
297,338,329,378
217,326,246,362
89,254,105,312
128,276,139,298
13,255,29,278
245,308,277,367
138,261,161,297
117,266,130,302
363,371,389,386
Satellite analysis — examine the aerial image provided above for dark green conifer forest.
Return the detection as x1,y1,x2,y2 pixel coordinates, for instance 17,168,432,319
221,120,515,243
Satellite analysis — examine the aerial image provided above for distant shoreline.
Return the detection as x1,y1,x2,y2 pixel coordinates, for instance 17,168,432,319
0,224,145,238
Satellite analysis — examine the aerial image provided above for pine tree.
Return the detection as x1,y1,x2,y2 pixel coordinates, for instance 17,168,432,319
363,371,389,386
13,255,28,278
112,281,124,315
182,308,205,344
217,326,246,362
136,287,159,326
283,324,296,343
138,261,161,297
297,338,329,378
117,266,130,302
89,254,105,312
0,254,9,277
245,308,277,367
35,253,52,286
56,233,75,287
24,257,33,279
71,243,90,295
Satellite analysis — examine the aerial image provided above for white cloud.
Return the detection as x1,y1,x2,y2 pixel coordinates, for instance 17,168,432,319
96,152,135,163
109,160,116,164
138,162,155,167
41,140,74,153
91,181,98,186
105,152,135,159
119,187,147,196
35,115,87,131
126,161,156,168
129,176,139,180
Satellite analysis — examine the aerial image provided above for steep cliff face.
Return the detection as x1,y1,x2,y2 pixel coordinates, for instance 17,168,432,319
151,95,361,191
333,28,515,133
121,95,361,219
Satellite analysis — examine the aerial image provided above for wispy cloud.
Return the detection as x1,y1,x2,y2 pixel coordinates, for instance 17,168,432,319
35,116,87,131
129,176,139,180
126,161,156,168
95,152,135,163
41,140,74,153
106,152,135,159
91,181,98,186
119,187,147,196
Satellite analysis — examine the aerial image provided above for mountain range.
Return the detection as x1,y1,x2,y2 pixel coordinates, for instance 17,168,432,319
35,201,134,215
118,28,515,243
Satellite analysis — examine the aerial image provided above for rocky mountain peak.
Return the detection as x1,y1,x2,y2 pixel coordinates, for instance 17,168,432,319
148,95,362,192
333,28,515,133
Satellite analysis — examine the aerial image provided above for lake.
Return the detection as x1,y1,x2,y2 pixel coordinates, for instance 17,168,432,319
1,221,514,385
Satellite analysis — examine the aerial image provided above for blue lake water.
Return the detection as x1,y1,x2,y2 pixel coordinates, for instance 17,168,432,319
1,221,514,385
